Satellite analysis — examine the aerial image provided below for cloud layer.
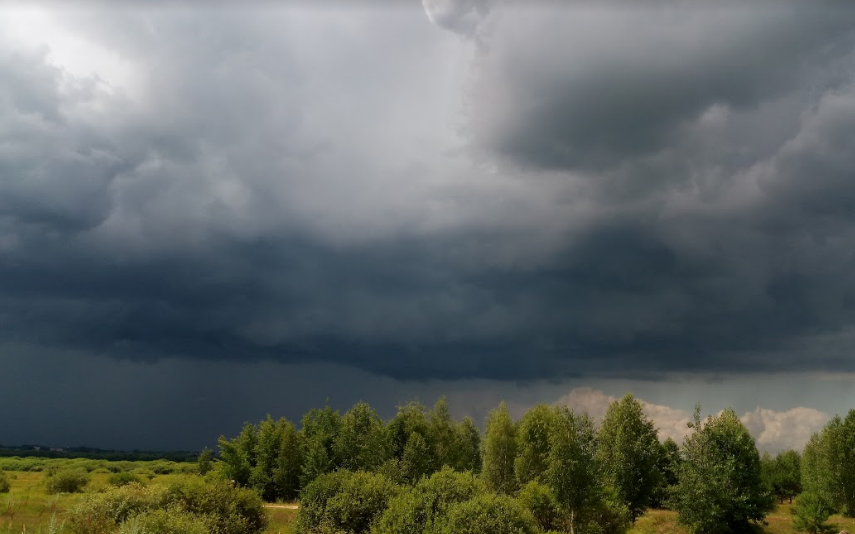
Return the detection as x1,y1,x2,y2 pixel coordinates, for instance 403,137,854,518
1,2,855,384
555,387,828,453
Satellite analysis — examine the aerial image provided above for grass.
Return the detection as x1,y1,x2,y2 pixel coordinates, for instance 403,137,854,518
630,505,855,534
0,461,298,534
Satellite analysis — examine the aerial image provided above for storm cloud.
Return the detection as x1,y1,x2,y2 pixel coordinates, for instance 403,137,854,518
2,1,855,391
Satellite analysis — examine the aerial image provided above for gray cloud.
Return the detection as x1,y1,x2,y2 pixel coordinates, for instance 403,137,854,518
1,2,855,391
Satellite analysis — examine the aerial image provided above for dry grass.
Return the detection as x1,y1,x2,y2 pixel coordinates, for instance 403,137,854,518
630,505,855,534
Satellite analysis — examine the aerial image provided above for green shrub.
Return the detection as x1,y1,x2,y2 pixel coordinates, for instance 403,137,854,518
374,467,487,534
67,483,168,534
46,469,90,494
161,476,266,534
109,471,144,487
67,477,265,534
0,470,10,493
517,480,562,532
117,508,210,534
427,493,539,534
296,470,399,534
792,491,838,534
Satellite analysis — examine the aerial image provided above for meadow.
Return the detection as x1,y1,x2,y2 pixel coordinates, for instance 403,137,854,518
0,458,295,534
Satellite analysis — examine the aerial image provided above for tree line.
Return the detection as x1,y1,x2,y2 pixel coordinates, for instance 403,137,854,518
216,394,855,534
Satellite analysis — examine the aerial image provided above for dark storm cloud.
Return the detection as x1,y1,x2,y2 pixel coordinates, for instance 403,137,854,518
2,2,855,384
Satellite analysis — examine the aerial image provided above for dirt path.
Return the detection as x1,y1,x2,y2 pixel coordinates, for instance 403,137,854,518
264,503,299,510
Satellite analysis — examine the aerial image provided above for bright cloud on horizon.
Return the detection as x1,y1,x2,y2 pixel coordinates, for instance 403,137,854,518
555,387,829,453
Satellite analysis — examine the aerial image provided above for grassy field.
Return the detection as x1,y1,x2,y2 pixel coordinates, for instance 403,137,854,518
0,462,298,534
629,505,855,534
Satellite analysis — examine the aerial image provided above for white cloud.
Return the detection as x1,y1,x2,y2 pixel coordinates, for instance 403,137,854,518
422,0,491,39
553,387,692,443
740,406,829,454
553,387,829,452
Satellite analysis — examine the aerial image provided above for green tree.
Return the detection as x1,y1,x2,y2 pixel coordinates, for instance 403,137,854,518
386,401,435,467
515,404,557,486
0,470,10,494
251,415,283,500
518,480,563,532
402,431,434,484
218,422,257,487
197,447,214,476
453,417,482,473
671,406,774,534
652,437,681,508
482,401,518,495
296,470,399,534
792,491,838,534
596,393,663,521
430,397,458,469
545,407,616,534
801,411,855,516
763,450,801,504
274,418,303,500
334,401,388,471
299,405,341,487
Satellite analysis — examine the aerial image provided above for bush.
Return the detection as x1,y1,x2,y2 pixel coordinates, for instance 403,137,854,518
109,471,144,487
67,477,266,534
427,493,539,534
117,508,210,534
296,470,399,534
374,467,487,534
792,492,838,534
0,470,10,493
46,469,90,494
161,476,266,534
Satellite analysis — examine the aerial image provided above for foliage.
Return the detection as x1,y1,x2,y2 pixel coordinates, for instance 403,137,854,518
426,492,539,534
802,410,855,517
197,447,214,476
652,438,681,509
335,401,388,472
300,405,343,487
792,491,838,534
596,393,663,521
515,404,557,486
482,401,518,495
671,406,774,534
454,417,482,473
545,407,606,534
0,469,9,493
402,431,434,484
108,471,144,487
296,469,398,534
374,467,488,534
45,469,90,494
68,476,266,534
518,480,563,532
218,422,258,487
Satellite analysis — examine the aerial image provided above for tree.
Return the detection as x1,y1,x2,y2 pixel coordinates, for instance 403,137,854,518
802,411,855,516
453,417,482,473
596,393,662,521
430,397,458,469
545,407,621,534
429,493,539,534
218,422,258,487
652,437,681,508
251,415,283,500
299,405,341,487
763,450,802,505
482,402,518,495
671,406,774,534
273,418,303,500
402,431,434,484
515,404,557,486
197,447,214,476
792,491,838,534
334,401,388,472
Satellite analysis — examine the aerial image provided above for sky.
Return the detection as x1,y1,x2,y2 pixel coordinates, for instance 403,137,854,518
1,0,854,453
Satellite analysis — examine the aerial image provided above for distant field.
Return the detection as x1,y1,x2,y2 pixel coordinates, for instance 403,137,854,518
0,458,297,534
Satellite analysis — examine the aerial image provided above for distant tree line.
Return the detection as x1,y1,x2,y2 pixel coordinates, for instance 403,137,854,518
0,444,197,462
217,394,796,534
